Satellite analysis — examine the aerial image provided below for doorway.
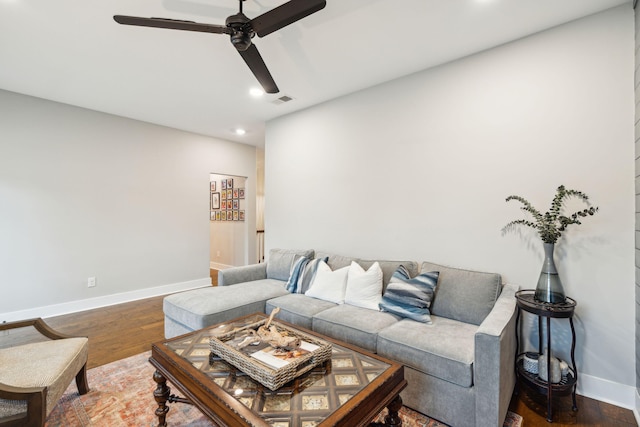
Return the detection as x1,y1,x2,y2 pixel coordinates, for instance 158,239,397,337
209,173,248,271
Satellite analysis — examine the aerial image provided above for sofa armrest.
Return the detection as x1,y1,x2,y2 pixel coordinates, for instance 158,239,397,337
474,283,519,427
218,263,268,286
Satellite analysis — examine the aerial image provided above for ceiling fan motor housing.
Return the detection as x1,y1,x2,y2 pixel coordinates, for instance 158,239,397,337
226,13,254,51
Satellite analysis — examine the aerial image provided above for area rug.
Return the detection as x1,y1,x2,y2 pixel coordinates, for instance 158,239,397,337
46,352,522,426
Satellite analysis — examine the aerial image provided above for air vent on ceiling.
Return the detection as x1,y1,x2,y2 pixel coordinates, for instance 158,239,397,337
271,95,294,105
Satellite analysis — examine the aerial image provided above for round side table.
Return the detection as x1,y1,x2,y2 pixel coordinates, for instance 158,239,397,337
514,290,578,423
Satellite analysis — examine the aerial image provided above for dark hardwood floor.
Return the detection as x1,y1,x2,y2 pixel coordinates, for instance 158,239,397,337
3,269,636,426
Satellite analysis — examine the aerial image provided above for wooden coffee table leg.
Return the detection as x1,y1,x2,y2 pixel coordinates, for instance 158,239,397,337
371,394,403,426
153,370,170,427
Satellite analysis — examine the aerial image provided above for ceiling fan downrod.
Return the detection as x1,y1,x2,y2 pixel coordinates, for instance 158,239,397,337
227,2,253,52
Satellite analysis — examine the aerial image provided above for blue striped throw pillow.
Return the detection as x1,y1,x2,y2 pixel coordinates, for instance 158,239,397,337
297,257,329,294
379,265,439,323
285,256,329,294
285,256,309,293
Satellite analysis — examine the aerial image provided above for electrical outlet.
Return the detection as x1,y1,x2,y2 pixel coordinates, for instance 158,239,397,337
217,251,221,257
87,277,96,288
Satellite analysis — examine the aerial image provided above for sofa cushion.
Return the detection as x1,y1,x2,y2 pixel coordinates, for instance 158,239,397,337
379,266,439,323
312,305,400,352
315,252,359,270
358,260,419,291
344,261,383,311
267,248,315,281
377,317,477,387
164,280,289,330
422,261,501,326
266,294,337,330
305,263,349,304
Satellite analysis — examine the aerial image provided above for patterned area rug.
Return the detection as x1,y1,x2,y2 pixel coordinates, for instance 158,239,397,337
46,352,522,426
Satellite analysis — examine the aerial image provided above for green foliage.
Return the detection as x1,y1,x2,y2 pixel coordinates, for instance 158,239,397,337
504,185,598,244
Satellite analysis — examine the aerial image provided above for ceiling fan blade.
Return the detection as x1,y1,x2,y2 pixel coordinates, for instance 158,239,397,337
114,15,229,34
238,44,279,94
250,0,326,38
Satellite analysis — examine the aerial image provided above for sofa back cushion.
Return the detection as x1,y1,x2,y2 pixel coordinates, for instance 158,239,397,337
422,261,501,326
267,249,315,281
315,252,359,271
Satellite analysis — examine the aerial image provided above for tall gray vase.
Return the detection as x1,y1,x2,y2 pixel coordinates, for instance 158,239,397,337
534,243,566,304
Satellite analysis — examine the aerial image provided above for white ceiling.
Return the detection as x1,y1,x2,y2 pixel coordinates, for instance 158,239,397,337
0,0,630,146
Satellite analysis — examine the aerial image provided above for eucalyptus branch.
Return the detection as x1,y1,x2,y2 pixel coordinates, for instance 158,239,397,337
503,185,598,244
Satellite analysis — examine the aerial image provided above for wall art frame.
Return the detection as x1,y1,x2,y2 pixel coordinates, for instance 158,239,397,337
211,192,220,210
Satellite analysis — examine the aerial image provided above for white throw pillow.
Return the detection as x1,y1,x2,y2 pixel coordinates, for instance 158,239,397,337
304,262,349,304
345,261,384,311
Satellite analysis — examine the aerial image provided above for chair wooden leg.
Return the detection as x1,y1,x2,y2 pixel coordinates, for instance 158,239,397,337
75,364,89,395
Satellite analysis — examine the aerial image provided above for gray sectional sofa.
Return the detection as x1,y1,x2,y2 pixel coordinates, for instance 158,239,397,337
163,249,519,427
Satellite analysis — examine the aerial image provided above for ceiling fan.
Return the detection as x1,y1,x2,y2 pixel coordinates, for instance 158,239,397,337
114,0,327,94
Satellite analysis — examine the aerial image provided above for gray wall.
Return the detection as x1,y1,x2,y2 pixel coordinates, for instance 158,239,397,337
0,89,257,319
266,5,635,407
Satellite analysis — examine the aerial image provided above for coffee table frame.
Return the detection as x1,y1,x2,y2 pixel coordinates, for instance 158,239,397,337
150,313,407,427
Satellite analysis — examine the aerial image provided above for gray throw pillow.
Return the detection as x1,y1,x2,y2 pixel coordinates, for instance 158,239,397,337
266,249,314,281
423,261,501,326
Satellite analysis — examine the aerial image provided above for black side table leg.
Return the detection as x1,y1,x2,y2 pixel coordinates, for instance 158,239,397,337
546,316,553,423
569,317,578,412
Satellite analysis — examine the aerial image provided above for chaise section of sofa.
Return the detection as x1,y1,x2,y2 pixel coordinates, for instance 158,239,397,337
165,249,313,337
161,249,518,427
164,280,290,338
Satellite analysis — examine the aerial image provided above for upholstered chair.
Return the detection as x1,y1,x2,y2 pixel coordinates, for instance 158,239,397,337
0,318,89,427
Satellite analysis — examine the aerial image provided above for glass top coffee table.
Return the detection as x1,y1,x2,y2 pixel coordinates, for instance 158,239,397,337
150,313,407,427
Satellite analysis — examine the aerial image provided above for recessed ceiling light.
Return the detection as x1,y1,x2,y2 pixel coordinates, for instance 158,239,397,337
249,87,264,97
235,128,246,136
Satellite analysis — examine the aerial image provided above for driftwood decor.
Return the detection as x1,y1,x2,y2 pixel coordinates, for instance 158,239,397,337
209,309,332,390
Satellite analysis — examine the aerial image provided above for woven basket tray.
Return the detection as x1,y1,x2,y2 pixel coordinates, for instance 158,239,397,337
210,319,332,390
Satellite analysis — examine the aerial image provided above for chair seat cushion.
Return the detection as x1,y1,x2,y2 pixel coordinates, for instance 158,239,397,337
0,337,88,417
377,317,477,387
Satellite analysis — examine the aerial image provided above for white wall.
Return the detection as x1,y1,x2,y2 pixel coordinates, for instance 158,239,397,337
0,89,257,319
266,6,635,407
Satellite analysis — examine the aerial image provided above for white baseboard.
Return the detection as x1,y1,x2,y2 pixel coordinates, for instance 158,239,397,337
210,261,234,270
0,278,211,322
577,373,636,409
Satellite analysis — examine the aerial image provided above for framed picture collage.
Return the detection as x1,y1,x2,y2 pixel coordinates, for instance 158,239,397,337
210,178,245,222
